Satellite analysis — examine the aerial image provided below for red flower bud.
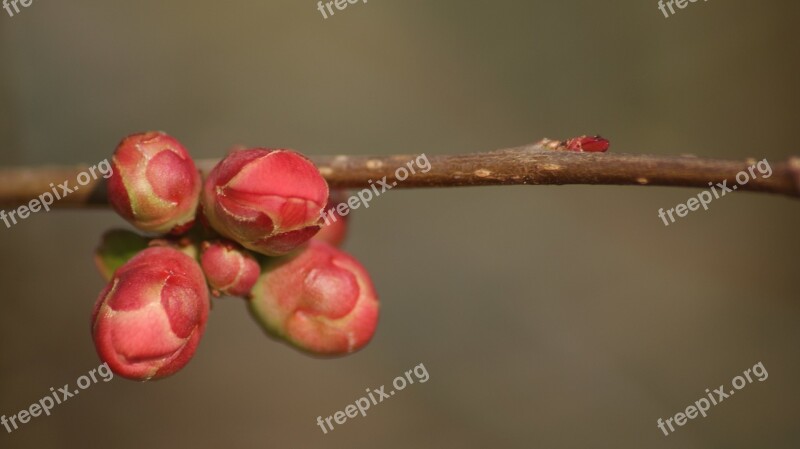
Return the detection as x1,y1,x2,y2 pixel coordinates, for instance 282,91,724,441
108,132,201,235
200,241,260,298
201,149,329,256
91,247,210,381
564,135,610,153
313,191,350,247
249,241,379,355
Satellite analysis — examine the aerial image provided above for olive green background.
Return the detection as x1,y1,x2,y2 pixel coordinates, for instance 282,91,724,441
1,1,799,448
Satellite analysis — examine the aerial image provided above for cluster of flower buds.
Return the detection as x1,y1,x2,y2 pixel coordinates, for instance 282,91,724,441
93,132,379,381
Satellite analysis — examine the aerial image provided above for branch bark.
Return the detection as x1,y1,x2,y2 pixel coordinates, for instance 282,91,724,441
1,141,798,209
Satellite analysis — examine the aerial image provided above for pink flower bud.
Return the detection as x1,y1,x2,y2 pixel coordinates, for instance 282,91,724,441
91,247,210,381
108,132,202,235
564,135,610,153
200,240,260,298
313,191,350,247
249,241,379,355
201,149,329,256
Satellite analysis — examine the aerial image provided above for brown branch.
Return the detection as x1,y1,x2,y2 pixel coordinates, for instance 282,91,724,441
1,140,799,209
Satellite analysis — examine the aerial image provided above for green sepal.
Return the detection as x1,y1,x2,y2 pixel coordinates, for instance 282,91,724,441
94,229,149,280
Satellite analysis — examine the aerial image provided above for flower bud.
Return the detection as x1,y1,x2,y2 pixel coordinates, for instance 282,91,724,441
313,191,350,247
201,148,329,256
249,241,379,355
200,240,260,298
91,247,210,381
564,135,610,153
108,132,202,235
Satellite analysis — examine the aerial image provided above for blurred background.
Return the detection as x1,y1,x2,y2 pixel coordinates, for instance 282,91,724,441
1,1,799,447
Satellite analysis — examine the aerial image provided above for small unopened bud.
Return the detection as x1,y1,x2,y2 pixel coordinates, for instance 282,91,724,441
249,241,379,355
91,247,210,381
200,241,260,298
108,132,202,235
564,135,610,153
201,148,329,256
